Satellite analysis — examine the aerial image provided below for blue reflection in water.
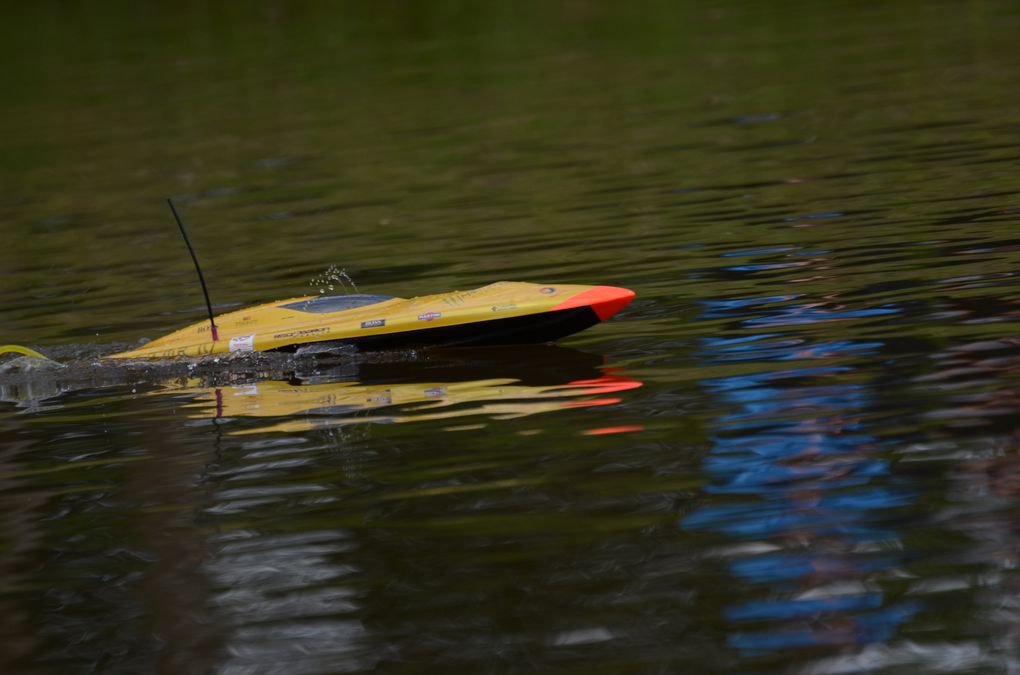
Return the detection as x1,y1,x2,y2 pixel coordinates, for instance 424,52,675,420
746,305,899,327
701,296,799,318
682,301,918,656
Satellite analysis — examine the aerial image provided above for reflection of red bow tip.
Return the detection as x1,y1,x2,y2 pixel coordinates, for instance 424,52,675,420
560,397,623,408
568,375,638,385
563,376,643,395
583,425,645,436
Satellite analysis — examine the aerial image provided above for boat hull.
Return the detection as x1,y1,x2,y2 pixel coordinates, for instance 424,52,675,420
291,305,602,352
109,282,634,359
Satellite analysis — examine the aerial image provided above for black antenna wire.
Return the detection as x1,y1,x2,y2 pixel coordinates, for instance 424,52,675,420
167,198,219,341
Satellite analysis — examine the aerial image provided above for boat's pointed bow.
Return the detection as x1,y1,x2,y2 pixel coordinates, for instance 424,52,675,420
551,285,636,321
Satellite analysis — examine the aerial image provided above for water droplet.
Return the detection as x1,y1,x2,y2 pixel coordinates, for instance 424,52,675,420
309,264,359,295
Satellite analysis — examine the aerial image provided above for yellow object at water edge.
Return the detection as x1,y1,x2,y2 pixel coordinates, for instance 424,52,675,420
0,345,52,360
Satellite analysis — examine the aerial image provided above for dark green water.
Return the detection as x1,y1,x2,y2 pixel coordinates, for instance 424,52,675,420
3,2,1020,672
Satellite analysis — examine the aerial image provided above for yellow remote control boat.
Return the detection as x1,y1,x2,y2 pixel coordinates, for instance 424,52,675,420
110,281,634,359
105,202,635,360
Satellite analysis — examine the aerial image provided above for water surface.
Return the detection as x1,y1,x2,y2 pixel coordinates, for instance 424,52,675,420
3,2,1020,673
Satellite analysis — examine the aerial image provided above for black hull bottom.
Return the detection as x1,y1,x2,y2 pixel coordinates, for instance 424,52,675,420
275,307,602,353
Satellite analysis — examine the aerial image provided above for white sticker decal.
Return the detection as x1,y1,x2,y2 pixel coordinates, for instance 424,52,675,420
229,334,255,352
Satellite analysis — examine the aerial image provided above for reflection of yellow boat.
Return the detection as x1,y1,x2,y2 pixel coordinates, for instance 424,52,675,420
167,351,641,435
110,282,635,359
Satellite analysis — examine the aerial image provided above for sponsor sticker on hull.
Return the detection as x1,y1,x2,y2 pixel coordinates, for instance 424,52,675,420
229,334,256,352
361,319,385,329
272,327,330,340
491,304,517,312
442,289,482,305
417,312,442,321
